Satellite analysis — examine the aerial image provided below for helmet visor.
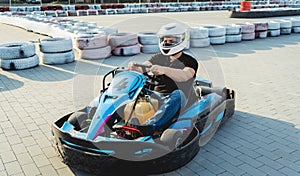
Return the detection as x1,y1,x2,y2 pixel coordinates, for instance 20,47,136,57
159,34,185,49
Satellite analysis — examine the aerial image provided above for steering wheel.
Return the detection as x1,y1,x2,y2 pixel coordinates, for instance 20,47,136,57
133,63,157,88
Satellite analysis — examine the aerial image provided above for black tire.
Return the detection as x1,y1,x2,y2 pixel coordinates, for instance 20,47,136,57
67,111,88,130
160,129,183,150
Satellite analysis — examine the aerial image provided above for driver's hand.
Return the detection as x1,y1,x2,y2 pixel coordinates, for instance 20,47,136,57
150,65,166,75
128,62,138,71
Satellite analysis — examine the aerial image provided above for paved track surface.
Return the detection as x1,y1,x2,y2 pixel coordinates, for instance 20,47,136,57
0,11,300,176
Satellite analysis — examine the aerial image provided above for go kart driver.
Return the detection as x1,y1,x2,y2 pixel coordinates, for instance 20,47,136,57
128,23,198,134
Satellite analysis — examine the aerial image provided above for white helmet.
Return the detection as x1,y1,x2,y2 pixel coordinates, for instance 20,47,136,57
157,23,188,56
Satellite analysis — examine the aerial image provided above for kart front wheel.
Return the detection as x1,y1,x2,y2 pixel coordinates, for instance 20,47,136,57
160,129,183,150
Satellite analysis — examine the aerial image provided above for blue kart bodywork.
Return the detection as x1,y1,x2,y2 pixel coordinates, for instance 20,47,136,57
51,68,235,175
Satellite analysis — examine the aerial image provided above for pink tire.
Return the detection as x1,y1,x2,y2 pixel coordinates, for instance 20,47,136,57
254,22,268,31
236,23,255,34
242,32,255,40
112,44,140,56
79,46,111,60
255,30,268,39
109,33,138,47
75,35,108,50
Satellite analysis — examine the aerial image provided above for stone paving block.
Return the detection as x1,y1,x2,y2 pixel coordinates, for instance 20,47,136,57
176,166,196,176
218,172,234,176
256,156,284,170
218,152,244,167
238,164,267,176
218,161,246,176
33,155,51,168
22,163,40,176
185,160,205,173
0,150,16,163
27,145,43,157
49,157,67,170
279,167,300,176
258,165,281,176
4,127,17,137
21,136,37,147
237,155,264,168
42,147,58,159
17,128,31,138
276,158,300,172
39,165,58,176
4,161,22,175
56,167,74,176
0,158,4,171
235,146,262,159
0,142,12,153
0,170,7,176
197,159,226,175
16,152,34,165
196,169,215,176
7,134,22,145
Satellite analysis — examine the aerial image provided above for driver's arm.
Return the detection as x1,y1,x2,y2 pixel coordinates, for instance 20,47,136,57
150,65,195,82
128,61,152,73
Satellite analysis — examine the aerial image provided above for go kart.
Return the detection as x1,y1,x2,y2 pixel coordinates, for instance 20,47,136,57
51,64,235,175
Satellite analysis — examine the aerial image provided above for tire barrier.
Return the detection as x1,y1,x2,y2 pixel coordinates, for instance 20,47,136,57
41,50,74,65
141,45,160,54
291,18,300,33
138,32,159,54
190,38,210,48
274,19,292,35
75,34,108,50
222,24,242,35
202,25,226,37
236,23,255,41
223,24,242,43
0,42,35,60
79,45,111,60
189,27,209,39
112,43,140,56
0,54,39,70
39,38,74,65
56,10,67,17
210,35,226,45
202,25,226,45
254,22,268,39
189,27,210,48
109,33,138,48
138,32,158,45
268,21,281,37
39,38,73,53
66,10,78,16
226,34,242,43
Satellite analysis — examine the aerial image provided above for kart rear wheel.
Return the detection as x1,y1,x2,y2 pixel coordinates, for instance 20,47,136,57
160,129,183,150
68,111,88,131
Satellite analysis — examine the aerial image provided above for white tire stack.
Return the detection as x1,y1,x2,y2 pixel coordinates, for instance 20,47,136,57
109,33,140,56
274,19,292,35
75,33,111,60
267,21,280,37
202,25,226,45
236,23,255,41
254,22,268,39
138,32,160,54
0,42,39,70
223,24,242,43
291,18,300,33
40,38,75,65
189,27,210,48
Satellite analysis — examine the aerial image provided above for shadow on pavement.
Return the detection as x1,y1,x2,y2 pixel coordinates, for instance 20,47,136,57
7,64,74,82
0,74,24,92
